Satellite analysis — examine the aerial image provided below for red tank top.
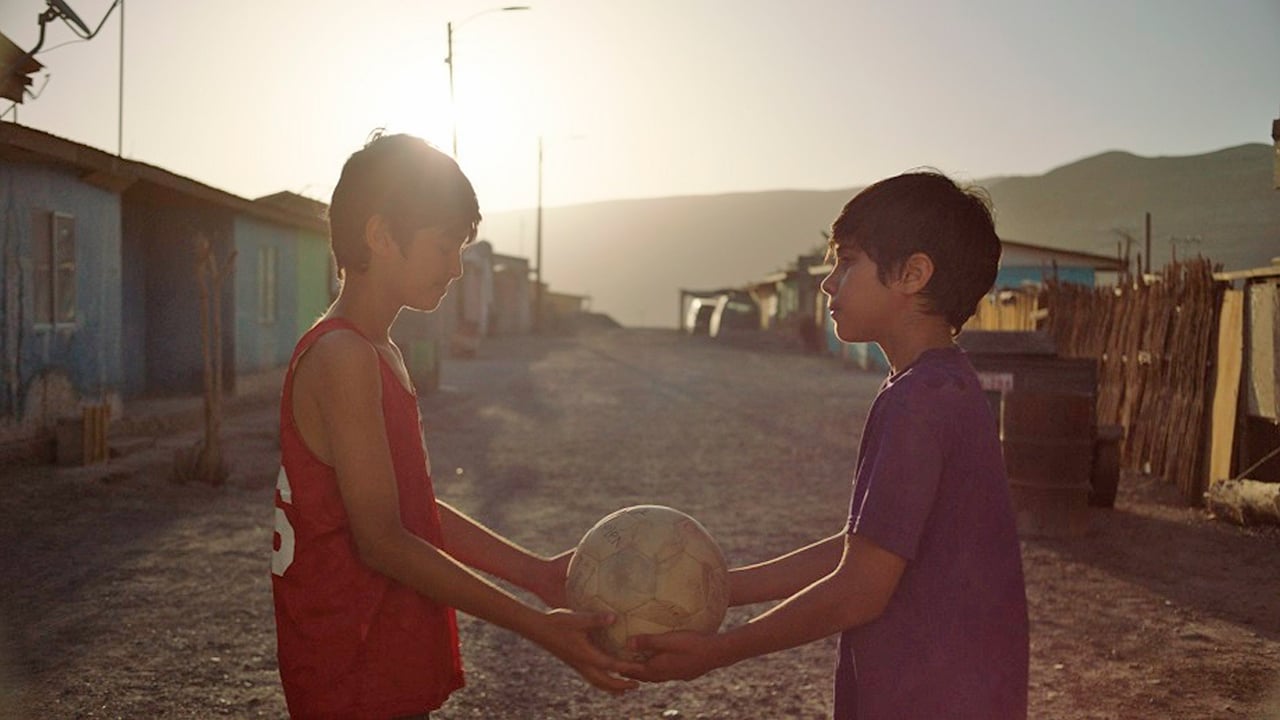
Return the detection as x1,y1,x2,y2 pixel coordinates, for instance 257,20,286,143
271,318,463,719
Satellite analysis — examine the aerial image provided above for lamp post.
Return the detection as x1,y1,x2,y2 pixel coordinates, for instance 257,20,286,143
533,133,582,332
444,5,530,158
535,135,543,330
1272,116,1279,190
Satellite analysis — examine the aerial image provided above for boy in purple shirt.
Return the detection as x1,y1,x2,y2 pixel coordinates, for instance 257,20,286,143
630,171,1029,719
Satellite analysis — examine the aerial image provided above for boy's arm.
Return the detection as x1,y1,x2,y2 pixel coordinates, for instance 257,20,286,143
728,532,845,606
630,531,905,682
438,501,572,608
309,333,638,692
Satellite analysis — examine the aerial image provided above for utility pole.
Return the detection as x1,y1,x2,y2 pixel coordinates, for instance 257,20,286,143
534,135,543,331
444,6,530,159
1144,212,1151,275
117,0,124,156
1272,116,1279,190
446,20,455,157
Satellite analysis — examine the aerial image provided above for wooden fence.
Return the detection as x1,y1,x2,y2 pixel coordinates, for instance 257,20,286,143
1042,258,1223,504
967,288,1042,331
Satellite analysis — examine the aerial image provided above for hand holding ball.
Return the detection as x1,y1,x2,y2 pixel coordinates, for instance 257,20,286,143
565,505,729,661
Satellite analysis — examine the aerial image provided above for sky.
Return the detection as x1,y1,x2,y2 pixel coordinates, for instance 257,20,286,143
2,0,1278,260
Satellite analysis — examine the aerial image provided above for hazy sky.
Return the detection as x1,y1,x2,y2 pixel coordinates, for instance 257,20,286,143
3,0,1278,229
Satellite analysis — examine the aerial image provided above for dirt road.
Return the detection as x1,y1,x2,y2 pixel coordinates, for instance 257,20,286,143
1,327,1277,719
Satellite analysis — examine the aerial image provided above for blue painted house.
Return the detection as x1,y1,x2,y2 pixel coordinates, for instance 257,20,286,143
1,124,128,447
994,239,1124,289
230,204,332,388
0,123,331,459
254,191,336,340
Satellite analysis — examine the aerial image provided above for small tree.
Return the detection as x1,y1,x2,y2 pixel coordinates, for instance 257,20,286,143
173,232,236,485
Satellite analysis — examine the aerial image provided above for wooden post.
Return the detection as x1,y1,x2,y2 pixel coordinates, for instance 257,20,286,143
81,403,109,464
175,233,236,485
1144,212,1151,275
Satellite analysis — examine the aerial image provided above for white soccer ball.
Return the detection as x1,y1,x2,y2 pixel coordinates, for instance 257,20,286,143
565,505,729,661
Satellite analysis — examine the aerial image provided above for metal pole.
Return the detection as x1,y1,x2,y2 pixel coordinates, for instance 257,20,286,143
1272,117,1279,190
446,21,455,157
1144,212,1151,275
117,0,124,156
534,135,543,331
445,7,529,159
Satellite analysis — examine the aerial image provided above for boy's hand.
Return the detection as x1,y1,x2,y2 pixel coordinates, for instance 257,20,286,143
529,549,573,608
626,630,723,682
536,609,643,694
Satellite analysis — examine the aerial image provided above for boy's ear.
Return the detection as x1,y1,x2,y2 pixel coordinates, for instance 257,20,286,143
364,214,394,256
897,252,935,295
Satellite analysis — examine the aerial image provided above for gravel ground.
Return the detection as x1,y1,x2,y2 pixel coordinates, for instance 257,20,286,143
1,326,1278,719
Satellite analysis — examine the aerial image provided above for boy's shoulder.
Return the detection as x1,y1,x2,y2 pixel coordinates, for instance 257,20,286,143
885,349,973,395
877,350,978,420
293,326,381,387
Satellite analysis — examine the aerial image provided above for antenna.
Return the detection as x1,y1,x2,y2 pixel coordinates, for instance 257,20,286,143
48,0,92,37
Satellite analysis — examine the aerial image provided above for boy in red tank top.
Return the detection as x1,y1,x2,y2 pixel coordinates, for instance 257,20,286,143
272,132,639,719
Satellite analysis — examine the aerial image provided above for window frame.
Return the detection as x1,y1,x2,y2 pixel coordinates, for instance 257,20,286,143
257,244,278,325
31,210,77,329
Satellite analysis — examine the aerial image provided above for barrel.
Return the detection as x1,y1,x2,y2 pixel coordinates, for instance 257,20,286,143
1001,391,1096,537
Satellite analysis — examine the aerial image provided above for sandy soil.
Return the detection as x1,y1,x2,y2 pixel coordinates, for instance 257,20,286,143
1,326,1277,719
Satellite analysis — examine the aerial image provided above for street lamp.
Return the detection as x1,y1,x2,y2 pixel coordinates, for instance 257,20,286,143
535,135,544,330
444,5,530,158
533,133,582,332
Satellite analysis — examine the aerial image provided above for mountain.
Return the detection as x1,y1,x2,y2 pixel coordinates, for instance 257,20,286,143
985,144,1278,272
480,144,1279,328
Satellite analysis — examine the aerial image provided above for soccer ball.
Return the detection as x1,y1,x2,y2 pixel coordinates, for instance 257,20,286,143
565,505,729,661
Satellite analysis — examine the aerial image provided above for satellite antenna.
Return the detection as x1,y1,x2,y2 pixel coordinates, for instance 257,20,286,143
25,0,96,56
48,0,93,37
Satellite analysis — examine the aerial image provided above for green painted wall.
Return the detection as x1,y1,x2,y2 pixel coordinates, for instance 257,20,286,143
295,229,333,339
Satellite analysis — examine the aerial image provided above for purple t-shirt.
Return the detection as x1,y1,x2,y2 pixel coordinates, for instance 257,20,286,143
834,346,1028,720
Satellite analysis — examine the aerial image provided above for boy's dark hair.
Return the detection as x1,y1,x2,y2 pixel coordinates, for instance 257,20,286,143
829,170,1001,333
328,131,481,276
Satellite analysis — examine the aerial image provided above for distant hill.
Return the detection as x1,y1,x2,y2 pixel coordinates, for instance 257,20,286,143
985,144,1278,272
481,144,1279,327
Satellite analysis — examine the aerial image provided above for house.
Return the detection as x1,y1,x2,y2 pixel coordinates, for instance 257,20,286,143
1212,260,1280,484
746,253,825,344
770,239,1127,372
1,122,551,463
0,123,333,460
490,252,532,335
2,130,123,443
391,242,538,386
539,288,591,332
254,191,337,340
967,239,1127,332
678,289,727,335
995,239,1125,288
449,240,494,357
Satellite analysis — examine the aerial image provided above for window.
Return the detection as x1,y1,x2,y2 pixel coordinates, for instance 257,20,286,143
32,211,75,326
258,245,278,324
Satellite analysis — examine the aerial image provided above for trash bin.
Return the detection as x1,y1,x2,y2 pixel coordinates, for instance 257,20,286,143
958,331,1100,537
958,330,1098,412
1001,391,1095,537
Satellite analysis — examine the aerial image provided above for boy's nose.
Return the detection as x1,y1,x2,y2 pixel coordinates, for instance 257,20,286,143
820,271,836,297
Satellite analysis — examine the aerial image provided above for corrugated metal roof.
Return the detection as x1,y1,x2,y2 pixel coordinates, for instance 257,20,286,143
0,122,327,235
